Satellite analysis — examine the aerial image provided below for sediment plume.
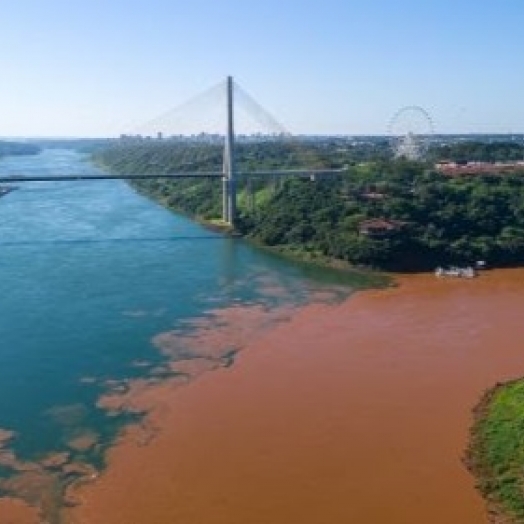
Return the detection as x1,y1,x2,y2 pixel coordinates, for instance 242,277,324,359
60,269,524,524
5,269,524,523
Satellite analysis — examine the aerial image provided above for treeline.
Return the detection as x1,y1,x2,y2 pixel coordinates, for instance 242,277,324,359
92,140,346,221
0,140,40,158
239,165,524,270
93,139,351,173
93,140,524,271
429,140,524,163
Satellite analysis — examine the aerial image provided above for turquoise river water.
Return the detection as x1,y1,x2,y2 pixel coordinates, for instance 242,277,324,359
0,149,377,510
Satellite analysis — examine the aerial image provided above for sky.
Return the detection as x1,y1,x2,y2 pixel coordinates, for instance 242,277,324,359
1,0,524,137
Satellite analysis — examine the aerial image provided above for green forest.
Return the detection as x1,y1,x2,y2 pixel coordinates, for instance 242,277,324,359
93,139,524,271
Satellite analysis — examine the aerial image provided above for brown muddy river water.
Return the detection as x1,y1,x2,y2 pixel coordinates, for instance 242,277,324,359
8,269,524,523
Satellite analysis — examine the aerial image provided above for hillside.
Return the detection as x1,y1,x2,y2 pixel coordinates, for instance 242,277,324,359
93,140,524,271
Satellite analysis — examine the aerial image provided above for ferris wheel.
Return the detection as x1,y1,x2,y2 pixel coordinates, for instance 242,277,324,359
388,106,435,160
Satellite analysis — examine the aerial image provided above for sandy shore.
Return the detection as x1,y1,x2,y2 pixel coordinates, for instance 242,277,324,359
5,269,524,523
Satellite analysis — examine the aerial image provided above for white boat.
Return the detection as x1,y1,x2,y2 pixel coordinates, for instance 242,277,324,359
435,266,476,278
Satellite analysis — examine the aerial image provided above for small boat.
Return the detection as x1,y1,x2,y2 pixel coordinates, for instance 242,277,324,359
435,266,476,278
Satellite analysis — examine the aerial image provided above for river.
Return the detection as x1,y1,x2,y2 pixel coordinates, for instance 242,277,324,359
4,149,522,524
0,149,371,521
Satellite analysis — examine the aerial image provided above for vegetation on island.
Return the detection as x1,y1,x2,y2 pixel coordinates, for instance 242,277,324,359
467,380,524,523
93,139,524,271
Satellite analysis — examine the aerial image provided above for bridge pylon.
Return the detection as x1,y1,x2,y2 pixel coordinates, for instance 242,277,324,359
222,76,236,226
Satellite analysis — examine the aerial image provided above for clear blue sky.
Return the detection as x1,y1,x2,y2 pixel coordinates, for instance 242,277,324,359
1,0,523,137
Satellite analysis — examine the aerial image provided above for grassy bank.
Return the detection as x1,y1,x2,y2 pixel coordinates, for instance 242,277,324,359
467,379,524,522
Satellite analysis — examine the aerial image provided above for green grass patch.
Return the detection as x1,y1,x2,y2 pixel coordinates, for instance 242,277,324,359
468,379,524,522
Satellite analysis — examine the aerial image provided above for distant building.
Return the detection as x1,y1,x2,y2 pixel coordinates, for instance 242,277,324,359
361,191,386,201
435,161,524,176
359,219,405,238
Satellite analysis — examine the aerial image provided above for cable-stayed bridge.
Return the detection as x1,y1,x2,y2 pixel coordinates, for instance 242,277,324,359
1,77,345,225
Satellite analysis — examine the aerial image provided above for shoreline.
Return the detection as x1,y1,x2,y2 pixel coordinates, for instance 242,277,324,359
127,179,391,280
58,268,524,524
169,211,393,280
466,378,524,523
465,383,509,522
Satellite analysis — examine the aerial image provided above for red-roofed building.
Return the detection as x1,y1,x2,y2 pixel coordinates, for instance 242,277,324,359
359,219,405,237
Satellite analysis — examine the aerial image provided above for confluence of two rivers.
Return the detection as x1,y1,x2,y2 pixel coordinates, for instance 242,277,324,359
2,149,523,523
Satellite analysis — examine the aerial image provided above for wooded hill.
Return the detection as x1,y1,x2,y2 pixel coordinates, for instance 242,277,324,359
93,140,524,271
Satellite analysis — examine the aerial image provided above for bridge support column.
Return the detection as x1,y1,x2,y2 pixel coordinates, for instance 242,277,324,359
222,76,236,226
222,177,229,223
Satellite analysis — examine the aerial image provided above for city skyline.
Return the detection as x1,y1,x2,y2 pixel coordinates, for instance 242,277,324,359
1,0,523,137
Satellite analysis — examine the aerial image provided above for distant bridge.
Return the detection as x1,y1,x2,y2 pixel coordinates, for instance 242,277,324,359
1,77,345,224
0,169,345,184
0,168,345,184
0,172,222,183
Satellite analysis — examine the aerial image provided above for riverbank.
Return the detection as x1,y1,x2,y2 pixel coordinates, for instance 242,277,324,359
466,378,524,522
130,179,392,285
237,239,393,290
52,268,524,523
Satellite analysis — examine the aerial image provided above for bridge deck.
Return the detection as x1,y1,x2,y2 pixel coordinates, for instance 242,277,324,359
0,168,345,183
0,173,222,183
